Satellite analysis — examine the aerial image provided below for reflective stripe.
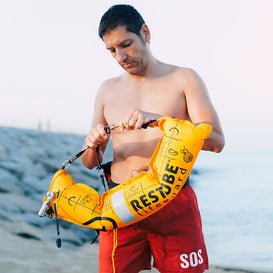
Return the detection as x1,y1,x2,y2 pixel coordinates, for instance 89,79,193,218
111,190,137,224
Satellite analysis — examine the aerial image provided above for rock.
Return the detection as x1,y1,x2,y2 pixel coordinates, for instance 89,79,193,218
0,168,23,194
0,126,112,249
16,232,41,241
0,143,9,160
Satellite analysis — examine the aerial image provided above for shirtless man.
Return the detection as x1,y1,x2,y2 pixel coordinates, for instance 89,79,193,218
82,4,224,273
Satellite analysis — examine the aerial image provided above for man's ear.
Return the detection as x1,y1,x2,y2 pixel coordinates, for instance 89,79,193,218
140,24,151,43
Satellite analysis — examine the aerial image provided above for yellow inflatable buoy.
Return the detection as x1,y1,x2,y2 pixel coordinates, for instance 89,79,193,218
39,117,211,231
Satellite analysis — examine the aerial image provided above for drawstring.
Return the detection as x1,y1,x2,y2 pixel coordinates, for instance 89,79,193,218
111,229,118,273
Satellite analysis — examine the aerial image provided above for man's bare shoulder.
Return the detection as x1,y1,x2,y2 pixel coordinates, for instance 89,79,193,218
94,75,124,108
160,63,199,81
170,67,205,89
172,66,199,78
98,75,123,93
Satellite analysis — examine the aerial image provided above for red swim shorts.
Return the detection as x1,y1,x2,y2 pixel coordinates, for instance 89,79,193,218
99,184,209,273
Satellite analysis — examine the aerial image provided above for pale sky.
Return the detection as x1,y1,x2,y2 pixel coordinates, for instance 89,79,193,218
1,0,273,149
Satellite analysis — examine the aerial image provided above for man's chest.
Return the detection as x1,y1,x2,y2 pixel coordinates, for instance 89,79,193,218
103,83,187,125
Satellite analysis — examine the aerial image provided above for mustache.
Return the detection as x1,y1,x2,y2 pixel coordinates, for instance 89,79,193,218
122,57,133,64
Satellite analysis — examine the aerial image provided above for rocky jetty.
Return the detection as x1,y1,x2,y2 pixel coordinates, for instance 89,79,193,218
0,126,112,249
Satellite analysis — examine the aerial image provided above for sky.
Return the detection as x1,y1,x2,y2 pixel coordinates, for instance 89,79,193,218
1,0,273,149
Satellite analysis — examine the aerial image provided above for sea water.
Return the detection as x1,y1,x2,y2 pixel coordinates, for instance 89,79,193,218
192,147,273,270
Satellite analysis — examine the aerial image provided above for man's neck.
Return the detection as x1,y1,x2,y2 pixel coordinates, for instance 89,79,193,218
128,58,162,80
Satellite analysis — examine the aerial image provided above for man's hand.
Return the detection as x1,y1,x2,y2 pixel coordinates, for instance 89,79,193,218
119,109,161,131
84,124,110,149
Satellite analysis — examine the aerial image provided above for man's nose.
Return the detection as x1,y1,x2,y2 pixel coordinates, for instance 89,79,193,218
116,48,127,63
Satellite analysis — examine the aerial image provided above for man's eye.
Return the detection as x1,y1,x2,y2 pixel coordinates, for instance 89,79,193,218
123,41,132,48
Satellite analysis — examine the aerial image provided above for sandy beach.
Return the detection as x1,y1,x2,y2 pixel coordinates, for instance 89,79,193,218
0,219,267,273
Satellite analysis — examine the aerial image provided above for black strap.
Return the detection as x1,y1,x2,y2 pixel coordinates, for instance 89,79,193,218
142,119,157,128
96,146,102,169
61,148,88,170
60,145,108,192
96,146,107,191
54,202,62,248
61,120,157,184
90,230,100,245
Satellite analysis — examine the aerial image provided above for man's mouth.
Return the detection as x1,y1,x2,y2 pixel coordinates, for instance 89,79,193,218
123,62,135,69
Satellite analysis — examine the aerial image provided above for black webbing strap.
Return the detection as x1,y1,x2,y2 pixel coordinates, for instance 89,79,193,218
60,146,108,191
142,119,156,128
54,203,62,248
61,120,157,184
96,146,107,191
61,148,88,170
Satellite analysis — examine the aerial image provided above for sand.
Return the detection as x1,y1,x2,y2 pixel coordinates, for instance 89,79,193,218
1,218,268,273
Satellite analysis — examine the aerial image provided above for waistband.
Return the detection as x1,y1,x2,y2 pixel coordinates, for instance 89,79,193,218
110,177,190,189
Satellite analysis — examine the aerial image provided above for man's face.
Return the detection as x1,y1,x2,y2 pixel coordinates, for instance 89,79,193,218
103,25,149,75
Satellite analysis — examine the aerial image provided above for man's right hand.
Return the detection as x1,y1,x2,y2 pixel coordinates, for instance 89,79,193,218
84,124,110,150
119,109,161,131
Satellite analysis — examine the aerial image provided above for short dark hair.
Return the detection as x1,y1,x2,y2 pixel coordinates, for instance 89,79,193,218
98,4,145,39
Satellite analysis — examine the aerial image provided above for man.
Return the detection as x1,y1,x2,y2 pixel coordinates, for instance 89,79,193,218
82,4,224,273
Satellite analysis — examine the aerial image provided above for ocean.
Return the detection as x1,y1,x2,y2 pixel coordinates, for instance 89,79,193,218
192,147,273,270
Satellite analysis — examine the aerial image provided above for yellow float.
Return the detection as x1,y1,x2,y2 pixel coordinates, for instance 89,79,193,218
38,117,211,231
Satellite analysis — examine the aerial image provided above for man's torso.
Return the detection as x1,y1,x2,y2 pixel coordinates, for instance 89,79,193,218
102,66,190,182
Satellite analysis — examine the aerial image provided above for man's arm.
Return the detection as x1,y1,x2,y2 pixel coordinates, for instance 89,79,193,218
182,69,225,153
82,84,110,169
